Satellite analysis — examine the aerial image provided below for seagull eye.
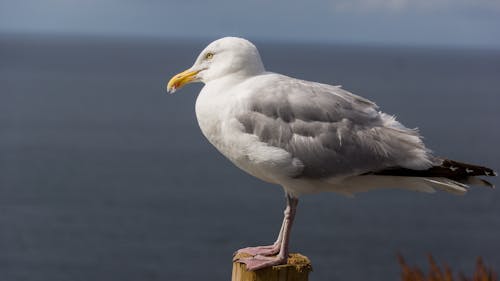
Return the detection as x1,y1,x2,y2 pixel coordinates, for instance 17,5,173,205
205,52,214,60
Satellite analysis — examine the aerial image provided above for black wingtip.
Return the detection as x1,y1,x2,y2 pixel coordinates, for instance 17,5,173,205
484,170,497,177
442,159,496,178
367,159,496,187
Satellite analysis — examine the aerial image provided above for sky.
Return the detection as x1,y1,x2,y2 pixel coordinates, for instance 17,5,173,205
1,0,499,48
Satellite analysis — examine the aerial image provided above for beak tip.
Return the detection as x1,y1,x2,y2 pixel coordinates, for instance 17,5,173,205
166,85,176,94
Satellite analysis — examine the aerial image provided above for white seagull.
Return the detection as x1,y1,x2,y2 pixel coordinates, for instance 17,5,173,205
166,37,496,270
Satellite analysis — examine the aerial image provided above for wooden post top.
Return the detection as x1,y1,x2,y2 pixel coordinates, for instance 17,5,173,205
232,253,312,281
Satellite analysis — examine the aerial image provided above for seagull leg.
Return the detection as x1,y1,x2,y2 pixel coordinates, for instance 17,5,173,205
235,194,299,271
233,213,285,258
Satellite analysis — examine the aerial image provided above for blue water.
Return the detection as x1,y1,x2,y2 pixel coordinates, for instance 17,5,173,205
0,35,499,281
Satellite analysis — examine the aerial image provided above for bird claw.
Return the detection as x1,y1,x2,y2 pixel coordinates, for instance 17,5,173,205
235,255,288,271
233,244,280,259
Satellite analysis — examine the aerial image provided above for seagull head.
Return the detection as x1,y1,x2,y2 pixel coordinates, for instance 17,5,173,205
167,37,265,93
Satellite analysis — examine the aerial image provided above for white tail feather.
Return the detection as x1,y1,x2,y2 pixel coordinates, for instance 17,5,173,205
329,175,468,195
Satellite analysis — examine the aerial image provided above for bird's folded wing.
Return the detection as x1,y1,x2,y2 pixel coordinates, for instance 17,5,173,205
236,75,435,179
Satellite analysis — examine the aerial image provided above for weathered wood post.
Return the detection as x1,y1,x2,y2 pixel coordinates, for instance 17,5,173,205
232,253,312,281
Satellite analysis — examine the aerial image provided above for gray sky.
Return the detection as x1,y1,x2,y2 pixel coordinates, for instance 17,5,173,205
1,0,499,47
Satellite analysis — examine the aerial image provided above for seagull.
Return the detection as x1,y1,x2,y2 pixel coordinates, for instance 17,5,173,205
166,37,496,271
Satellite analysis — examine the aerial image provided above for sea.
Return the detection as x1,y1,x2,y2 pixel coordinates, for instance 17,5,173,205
1,35,499,281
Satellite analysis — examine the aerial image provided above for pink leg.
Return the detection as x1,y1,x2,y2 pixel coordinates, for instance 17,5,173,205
233,215,285,257
235,194,299,271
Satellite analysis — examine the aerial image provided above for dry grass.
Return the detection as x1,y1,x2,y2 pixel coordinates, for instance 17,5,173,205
398,254,498,281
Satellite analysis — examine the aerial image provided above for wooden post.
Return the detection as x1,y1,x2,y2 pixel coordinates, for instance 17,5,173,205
232,253,312,281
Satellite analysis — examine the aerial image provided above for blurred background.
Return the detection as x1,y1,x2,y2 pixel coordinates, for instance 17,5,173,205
0,1,499,281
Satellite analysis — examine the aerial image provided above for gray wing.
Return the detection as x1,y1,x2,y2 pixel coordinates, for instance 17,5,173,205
236,75,435,179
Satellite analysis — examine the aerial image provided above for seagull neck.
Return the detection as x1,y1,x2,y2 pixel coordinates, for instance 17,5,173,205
230,62,265,79
211,70,261,85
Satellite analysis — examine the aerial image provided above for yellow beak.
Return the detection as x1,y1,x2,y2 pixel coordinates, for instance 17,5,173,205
167,69,200,93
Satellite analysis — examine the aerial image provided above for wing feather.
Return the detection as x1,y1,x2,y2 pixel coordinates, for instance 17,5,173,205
236,75,435,178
